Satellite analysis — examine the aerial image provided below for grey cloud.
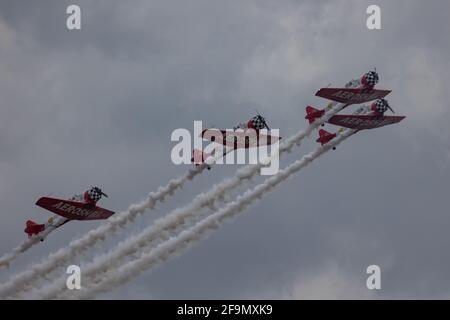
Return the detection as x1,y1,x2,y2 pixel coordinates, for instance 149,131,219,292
0,0,449,299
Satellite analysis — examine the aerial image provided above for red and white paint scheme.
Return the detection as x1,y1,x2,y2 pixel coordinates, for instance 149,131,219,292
191,114,281,167
24,187,114,241
316,129,338,146
307,98,405,132
303,69,405,147
304,70,405,148
24,220,47,238
315,87,391,105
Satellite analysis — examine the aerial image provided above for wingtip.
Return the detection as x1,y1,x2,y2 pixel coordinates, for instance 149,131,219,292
35,196,46,206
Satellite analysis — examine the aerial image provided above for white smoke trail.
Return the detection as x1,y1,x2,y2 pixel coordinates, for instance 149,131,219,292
0,166,206,298
0,238,48,269
71,128,358,299
36,169,255,299
33,102,353,299
0,218,69,269
36,207,214,299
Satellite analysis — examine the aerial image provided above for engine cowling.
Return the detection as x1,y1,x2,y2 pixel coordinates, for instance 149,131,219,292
360,70,379,88
370,98,389,115
84,187,103,205
247,115,267,130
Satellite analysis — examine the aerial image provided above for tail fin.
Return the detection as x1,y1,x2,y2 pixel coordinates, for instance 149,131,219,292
318,129,330,138
26,220,38,228
191,149,212,165
305,106,325,124
306,106,319,115
24,220,46,238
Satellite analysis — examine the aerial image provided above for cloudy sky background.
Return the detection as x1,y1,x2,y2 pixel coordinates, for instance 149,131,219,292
0,0,449,299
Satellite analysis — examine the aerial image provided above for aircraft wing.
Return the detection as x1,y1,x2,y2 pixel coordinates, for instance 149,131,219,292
35,197,115,221
327,114,406,130
201,129,281,149
315,87,391,105
201,129,228,144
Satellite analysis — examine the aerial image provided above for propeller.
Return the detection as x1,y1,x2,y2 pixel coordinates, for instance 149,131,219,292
92,186,108,198
386,101,395,114
373,67,379,80
381,98,395,114
254,110,270,130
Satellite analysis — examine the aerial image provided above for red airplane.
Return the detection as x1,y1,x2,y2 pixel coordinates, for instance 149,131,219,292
308,98,405,132
315,69,391,105
191,114,281,168
326,99,405,130
24,187,114,241
311,99,405,148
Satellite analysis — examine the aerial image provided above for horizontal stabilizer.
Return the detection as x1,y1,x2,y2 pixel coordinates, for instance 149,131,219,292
305,106,325,124
24,220,46,238
316,129,337,145
318,129,331,138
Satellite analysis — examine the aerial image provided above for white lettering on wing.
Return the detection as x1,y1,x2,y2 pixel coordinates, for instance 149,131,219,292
51,201,104,218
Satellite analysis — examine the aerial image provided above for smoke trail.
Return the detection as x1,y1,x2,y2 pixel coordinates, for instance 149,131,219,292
71,128,357,299
0,238,47,269
36,171,254,299
0,218,69,269
36,206,215,299
0,166,206,298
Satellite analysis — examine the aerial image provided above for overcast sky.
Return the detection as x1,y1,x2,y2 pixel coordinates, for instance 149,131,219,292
1,0,450,299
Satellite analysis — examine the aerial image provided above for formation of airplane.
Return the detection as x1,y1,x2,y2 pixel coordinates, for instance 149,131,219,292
191,69,405,167
18,69,405,246
307,69,405,148
24,187,114,241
